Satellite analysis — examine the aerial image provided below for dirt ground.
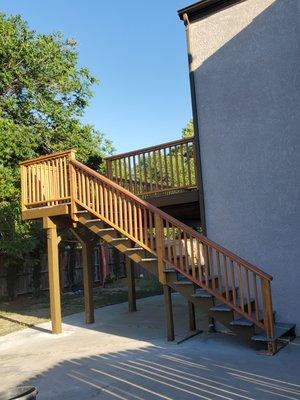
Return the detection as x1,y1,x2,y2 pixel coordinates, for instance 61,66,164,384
0,277,162,336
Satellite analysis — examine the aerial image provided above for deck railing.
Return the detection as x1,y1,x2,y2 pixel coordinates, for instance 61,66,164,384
20,150,275,346
19,150,74,210
105,137,197,197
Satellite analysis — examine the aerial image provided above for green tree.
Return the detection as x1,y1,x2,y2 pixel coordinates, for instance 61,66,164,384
0,13,113,297
181,119,194,138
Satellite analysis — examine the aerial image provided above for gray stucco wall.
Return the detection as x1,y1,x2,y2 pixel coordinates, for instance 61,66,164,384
190,0,300,332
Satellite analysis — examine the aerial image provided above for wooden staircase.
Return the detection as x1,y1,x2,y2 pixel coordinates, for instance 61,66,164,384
20,149,296,355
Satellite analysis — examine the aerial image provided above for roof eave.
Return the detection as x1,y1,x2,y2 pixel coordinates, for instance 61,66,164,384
178,0,247,22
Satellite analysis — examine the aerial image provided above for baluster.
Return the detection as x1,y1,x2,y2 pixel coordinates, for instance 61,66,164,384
124,197,128,232
136,205,142,243
133,203,138,239
230,260,237,307
166,221,171,261
185,142,192,186
113,190,118,226
128,201,133,236
189,235,196,278
237,263,244,312
143,208,148,247
180,144,186,187
253,273,259,322
158,149,163,190
209,247,215,290
119,194,123,230
142,153,147,192
99,183,104,216
245,269,251,316
223,255,230,301
133,155,137,194
175,146,180,186
154,213,166,284
163,148,170,187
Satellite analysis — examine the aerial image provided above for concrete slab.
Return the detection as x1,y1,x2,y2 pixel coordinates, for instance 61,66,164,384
0,294,299,400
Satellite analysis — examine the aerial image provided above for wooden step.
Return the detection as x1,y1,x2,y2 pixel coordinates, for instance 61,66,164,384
174,281,194,286
230,311,264,327
86,219,101,223
210,298,255,313
124,247,144,253
192,289,213,299
98,228,115,233
110,237,129,243
140,258,158,262
251,323,296,342
75,210,89,214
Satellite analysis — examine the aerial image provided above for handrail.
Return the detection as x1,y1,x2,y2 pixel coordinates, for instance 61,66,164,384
20,150,275,340
73,159,272,281
105,137,195,160
105,137,197,197
19,150,76,166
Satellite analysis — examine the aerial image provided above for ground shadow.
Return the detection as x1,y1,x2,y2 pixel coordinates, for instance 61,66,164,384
8,338,300,399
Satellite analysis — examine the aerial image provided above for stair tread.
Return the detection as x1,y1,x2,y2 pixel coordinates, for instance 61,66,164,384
230,311,264,327
251,323,295,342
174,281,194,286
124,247,144,252
111,237,129,241
210,297,255,313
192,289,213,299
164,268,176,273
210,304,232,312
140,258,157,262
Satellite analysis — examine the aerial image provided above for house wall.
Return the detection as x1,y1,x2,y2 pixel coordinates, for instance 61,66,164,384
189,0,300,332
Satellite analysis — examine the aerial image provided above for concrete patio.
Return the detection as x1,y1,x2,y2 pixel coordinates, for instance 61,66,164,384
0,294,299,400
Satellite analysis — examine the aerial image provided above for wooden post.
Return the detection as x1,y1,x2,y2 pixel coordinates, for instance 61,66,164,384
68,150,77,220
163,285,174,341
81,241,95,324
126,256,136,312
262,279,276,354
44,217,62,334
154,213,166,284
71,229,95,324
188,301,196,331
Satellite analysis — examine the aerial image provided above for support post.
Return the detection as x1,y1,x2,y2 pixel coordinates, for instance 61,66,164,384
154,213,166,284
44,217,62,334
163,285,174,341
126,256,136,312
188,301,196,331
81,241,95,324
71,228,95,324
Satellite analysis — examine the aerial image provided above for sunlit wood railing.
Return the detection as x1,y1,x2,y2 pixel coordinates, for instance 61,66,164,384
20,151,275,345
105,137,197,197
20,150,74,210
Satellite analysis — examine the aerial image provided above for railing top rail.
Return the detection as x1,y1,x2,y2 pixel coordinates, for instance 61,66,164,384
105,137,195,161
20,150,76,166
72,158,273,281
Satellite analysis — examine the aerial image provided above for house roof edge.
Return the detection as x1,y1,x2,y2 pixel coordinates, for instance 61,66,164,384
178,0,247,22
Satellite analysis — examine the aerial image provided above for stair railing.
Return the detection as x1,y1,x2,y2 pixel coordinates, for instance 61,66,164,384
20,150,275,342
105,137,197,197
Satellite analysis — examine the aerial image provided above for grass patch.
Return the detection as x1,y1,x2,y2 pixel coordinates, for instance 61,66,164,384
0,278,162,336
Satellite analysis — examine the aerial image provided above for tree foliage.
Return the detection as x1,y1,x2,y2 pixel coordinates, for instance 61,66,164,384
181,119,194,138
0,13,113,296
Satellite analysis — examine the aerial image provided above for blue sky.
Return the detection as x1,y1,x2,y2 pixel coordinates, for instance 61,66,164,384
1,0,193,154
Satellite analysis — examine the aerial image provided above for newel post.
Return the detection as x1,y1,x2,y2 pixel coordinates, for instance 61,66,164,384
68,150,77,220
262,279,276,354
154,213,166,284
